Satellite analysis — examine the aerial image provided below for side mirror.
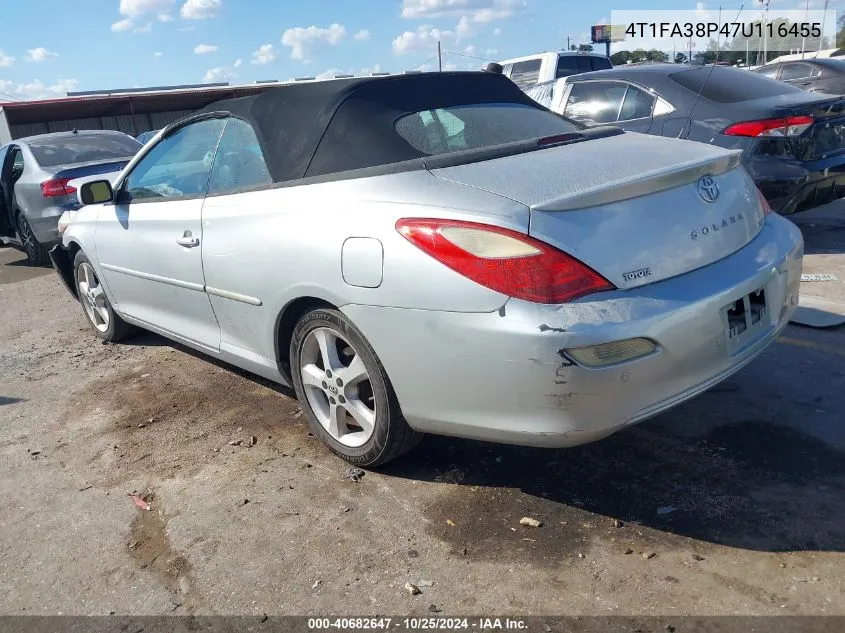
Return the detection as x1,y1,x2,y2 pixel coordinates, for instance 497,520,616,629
79,180,114,205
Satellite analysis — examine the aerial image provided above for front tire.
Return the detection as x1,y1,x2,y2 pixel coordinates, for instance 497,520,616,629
290,308,423,467
16,212,48,266
73,250,135,343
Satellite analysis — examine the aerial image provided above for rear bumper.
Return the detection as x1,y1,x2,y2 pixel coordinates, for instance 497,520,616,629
749,154,845,214
342,214,804,448
27,206,72,246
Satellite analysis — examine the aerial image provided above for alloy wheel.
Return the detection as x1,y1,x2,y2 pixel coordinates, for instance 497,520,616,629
17,214,37,262
77,262,110,333
299,327,376,448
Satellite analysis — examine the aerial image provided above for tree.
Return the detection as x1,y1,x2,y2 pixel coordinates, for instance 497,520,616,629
674,52,688,64
578,43,594,52
610,50,631,65
837,14,845,49
646,49,669,62
570,44,578,51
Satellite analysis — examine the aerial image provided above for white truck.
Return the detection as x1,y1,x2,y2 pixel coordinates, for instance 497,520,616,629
496,51,613,90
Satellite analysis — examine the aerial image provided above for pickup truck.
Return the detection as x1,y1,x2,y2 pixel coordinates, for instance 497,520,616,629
496,51,613,90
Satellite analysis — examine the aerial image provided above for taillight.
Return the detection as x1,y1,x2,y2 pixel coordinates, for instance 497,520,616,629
41,178,77,198
723,115,813,138
395,218,615,304
757,188,773,216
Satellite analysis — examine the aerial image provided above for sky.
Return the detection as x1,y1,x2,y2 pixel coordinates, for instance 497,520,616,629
0,0,842,102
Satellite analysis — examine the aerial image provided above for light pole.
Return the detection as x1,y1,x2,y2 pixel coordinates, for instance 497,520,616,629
760,0,770,64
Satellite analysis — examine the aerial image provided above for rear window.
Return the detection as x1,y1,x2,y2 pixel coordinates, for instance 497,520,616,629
669,66,804,103
28,134,142,167
556,56,612,79
395,103,581,156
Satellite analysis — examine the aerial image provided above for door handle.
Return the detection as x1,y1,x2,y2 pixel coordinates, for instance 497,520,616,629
176,231,200,248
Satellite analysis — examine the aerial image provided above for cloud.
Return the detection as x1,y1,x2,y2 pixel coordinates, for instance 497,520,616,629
113,0,175,33
251,44,277,65
316,68,346,80
179,25,196,31
26,48,59,62
111,18,134,32
119,0,175,18
202,57,240,82
493,27,501,35
194,44,219,54
360,63,383,74
0,50,14,67
203,66,233,82
154,51,164,58
456,16,472,37
400,0,525,20
696,1,705,10
354,29,371,41
393,25,454,55
181,0,221,19
8,78,79,100
281,23,346,62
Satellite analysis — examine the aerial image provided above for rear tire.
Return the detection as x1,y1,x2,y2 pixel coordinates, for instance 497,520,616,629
73,250,135,343
290,308,423,467
16,212,48,267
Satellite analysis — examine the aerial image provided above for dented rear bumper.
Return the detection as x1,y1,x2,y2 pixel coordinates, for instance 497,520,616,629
341,214,804,448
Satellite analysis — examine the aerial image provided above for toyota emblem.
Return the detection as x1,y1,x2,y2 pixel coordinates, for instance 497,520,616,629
697,175,720,203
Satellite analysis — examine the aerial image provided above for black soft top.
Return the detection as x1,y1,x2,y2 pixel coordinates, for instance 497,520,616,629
194,71,544,183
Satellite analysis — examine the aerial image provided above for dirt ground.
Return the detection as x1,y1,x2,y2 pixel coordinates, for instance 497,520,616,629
1,205,844,617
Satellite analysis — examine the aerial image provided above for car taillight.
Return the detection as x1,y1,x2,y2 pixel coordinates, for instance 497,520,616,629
395,218,615,304
723,115,814,138
41,178,77,198
757,188,773,216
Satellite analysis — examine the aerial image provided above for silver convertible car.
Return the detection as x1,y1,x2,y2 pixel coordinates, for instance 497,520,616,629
50,72,804,466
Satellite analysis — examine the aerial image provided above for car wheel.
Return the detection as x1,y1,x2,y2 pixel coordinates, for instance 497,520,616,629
16,212,48,267
290,308,423,467
73,250,135,343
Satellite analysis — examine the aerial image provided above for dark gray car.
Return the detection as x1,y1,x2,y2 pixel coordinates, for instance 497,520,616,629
754,58,845,95
547,64,845,214
0,130,142,265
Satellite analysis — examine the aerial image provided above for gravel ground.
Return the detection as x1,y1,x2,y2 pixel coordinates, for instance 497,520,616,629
0,205,844,617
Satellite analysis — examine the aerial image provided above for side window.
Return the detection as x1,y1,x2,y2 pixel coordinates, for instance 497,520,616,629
780,63,812,81
501,63,513,78
556,57,580,78
755,64,780,79
563,81,627,125
590,57,613,71
121,118,226,202
11,148,24,182
653,97,675,116
619,85,656,121
510,59,542,88
208,118,272,195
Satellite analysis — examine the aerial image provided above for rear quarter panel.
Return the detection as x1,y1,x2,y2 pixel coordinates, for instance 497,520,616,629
198,170,528,360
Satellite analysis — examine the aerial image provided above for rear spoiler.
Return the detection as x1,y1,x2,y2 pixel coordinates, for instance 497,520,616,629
532,149,743,212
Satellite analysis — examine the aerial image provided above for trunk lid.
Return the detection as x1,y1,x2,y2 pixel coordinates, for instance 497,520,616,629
430,133,766,290
51,158,131,207
728,92,845,161
773,94,845,160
